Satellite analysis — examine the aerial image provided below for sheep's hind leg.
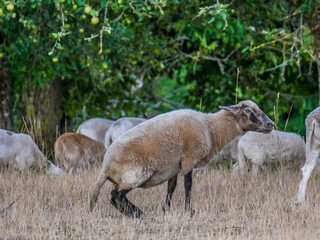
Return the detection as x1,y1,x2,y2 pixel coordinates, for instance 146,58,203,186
110,189,143,218
163,174,178,212
297,154,318,203
184,170,195,216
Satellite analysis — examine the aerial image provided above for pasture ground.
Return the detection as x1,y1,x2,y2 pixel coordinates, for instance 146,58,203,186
1,167,320,239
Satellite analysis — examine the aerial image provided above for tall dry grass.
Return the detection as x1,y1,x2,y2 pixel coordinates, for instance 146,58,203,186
0,167,320,239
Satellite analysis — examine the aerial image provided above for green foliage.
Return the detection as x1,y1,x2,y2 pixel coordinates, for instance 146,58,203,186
0,0,318,135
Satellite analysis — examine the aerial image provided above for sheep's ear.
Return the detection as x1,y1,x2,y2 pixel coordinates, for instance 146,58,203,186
219,104,240,115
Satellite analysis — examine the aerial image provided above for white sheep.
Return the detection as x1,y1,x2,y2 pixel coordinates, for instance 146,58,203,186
234,130,306,176
211,136,240,168
297,106,320,203
89,100,274,218
104,117,146,148
76,118,114,143
54,132,106,174
0,129,63,174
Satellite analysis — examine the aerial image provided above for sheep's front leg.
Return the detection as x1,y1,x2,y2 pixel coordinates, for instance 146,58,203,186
110,189,143,218
68,167,75,175
163,174,178,212
184,170,195,216
252,164,261,177
237,147,248,175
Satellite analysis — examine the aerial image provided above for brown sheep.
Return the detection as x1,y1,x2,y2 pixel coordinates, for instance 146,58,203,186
89,100,274,218
54,133,106,174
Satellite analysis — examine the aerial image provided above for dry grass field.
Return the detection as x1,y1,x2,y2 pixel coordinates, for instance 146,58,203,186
1,166,320,240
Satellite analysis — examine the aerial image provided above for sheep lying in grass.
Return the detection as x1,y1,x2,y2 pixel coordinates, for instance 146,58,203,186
297,107,320,203
0,129,63,174
54,133,106,174
89,100,274,218
104,117,146,148
76,118,114,143
234,130,306,176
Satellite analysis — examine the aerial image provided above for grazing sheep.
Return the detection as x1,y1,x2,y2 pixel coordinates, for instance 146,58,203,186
54,133,106,174
104,117,146,148
297,107,320,203
76,118,114,143
234,130,306,176
46,160,65,175
89,100,274,218
0,129,63,174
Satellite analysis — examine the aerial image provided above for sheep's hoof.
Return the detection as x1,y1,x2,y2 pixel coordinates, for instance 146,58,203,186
132,209,143,219
162,205,166,213
110,197,143,218
162,205,171,213
185,207,195,217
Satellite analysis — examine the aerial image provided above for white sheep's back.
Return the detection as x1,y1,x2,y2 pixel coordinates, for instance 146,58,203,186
0,130,45,170
76,118,114,143
0,129,15,166
238,130,305,166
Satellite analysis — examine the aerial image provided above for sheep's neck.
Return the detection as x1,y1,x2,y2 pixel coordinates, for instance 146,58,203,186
206,110,243,154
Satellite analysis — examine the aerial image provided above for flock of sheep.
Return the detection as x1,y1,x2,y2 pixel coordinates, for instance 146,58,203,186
0,100,319,218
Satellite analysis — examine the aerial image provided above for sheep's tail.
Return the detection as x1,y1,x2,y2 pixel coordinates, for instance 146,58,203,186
89,169,109,212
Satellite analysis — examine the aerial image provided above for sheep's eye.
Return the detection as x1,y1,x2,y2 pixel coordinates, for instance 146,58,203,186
245,109,251,113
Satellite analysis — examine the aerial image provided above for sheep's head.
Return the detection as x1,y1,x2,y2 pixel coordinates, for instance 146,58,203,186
219,100,274,133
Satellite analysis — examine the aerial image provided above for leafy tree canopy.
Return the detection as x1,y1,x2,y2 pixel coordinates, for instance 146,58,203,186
0,0,319,138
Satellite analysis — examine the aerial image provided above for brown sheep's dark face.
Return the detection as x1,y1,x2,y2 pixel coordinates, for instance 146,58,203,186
219,100,274,133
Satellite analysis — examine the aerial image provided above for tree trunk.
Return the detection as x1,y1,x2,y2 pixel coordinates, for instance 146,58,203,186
317,56,320,106
20,80,62,156
0,55,14,130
